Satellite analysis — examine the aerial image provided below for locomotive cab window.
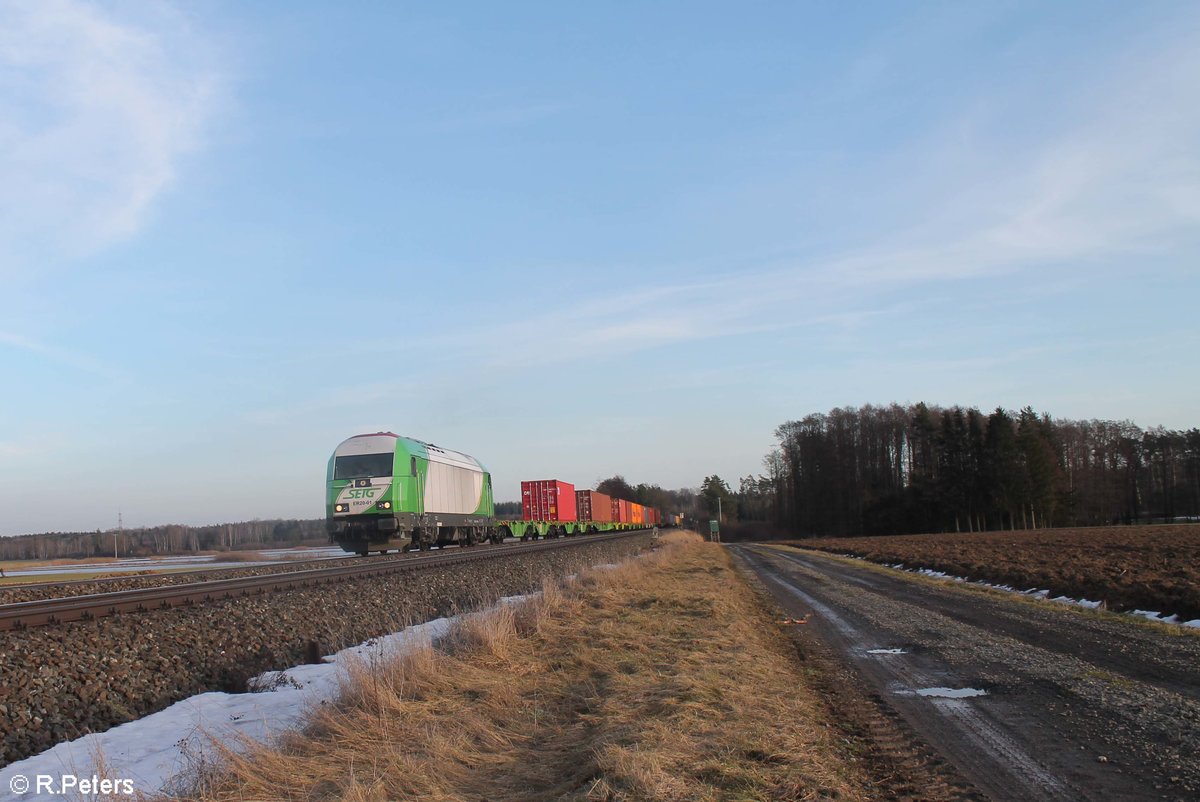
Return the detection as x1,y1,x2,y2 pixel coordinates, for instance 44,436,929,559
411,456,417,476
334,453,393,480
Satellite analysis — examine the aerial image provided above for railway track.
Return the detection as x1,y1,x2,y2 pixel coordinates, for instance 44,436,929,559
1,554,352,598
0,531,645,632
0,546,442,603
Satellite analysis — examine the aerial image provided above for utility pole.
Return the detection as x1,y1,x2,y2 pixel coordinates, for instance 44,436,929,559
116,510,123,560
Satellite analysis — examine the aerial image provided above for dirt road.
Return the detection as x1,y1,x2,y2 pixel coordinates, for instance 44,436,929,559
731,544,1200,802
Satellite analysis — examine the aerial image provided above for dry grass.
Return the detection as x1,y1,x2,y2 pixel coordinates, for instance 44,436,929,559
0,556,119,570
211,550,267,563
177,531,870,801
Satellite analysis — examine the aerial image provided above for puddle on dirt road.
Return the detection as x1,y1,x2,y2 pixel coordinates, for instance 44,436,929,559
916,687,989,698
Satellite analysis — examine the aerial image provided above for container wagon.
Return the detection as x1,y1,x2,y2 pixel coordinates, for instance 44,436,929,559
499,484,645,540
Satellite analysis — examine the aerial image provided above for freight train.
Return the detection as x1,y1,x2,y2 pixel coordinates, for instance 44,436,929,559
326,432,670,555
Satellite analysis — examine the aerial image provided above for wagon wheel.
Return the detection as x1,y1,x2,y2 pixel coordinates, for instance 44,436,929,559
414,528,431,551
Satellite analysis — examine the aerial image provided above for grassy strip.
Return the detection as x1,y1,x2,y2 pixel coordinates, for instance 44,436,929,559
179,533,871,801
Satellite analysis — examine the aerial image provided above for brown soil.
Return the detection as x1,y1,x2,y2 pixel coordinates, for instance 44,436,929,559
794,524,1200,620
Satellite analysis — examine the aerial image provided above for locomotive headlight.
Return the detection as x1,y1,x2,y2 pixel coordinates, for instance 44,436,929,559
334,503,348,513
377,500,392,510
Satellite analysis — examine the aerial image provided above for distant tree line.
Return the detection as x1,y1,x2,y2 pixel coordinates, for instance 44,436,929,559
494,501,523,517
749,403,1200,538
0,519,327,562
594,475,697,518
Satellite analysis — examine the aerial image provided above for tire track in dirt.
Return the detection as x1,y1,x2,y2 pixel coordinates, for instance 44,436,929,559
732,545,1200,802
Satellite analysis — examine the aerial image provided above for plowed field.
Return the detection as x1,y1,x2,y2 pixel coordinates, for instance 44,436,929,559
792,524,1200,621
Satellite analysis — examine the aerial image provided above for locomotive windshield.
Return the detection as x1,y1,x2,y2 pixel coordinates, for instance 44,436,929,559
334,453,393,479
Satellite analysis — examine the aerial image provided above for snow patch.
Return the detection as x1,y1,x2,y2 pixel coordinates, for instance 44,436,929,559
1130,609,1181,624
1049,595,1103,609
867,648,907,655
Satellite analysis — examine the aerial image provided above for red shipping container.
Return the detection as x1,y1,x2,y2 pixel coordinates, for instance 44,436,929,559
610,498,631,523
576,490,613,522
521,479,577,521
630,503,644,525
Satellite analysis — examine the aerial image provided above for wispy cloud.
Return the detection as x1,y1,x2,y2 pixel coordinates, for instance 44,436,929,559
841,29,1200,285
0,0,222,266
456,21,1200,367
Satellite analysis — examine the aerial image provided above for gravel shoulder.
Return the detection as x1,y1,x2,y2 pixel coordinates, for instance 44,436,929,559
731,544,1200,802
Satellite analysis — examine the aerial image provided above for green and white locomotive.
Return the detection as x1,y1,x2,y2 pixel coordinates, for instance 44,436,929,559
326,432,498,554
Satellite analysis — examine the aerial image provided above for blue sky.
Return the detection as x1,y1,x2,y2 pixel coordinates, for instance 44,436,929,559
2,1,1198,535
